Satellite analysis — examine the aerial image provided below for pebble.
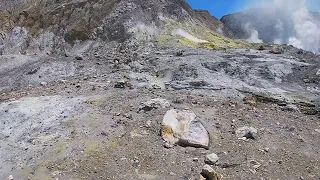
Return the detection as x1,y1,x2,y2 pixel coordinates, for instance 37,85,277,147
139,98,170,112
8,175,13,180
205,153,219,165
201,165,220,180
75,54,84,60
40,82,48,86
298,135,305,142
193,157,199,162
235,126,258,140
163,142,174,149
123,113,133,119
145,120,152,128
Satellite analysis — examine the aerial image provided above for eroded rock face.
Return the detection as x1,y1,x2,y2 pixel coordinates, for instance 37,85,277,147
161,109,209,149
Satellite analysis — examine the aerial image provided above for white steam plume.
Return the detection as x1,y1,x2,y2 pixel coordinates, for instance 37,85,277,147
246,0,320,52
172,29,207,43
247,29,263,43
244,24,263,43
287,1,320,52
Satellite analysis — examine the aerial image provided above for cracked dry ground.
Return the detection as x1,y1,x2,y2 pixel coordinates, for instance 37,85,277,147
0,81,319,180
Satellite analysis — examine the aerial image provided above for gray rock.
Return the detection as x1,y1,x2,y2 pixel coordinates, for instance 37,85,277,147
75,54,84,60
163,142,174,149
139,98,170,112
235,126,258,140
161,109,209,149
205,153,219,165
114,80,131,89
269,45,283,54
40,82,48,86
8,175,13,180
316,69,320,76
201,165,220,180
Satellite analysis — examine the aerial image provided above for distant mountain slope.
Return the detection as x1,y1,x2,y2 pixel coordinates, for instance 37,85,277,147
194,10,234,38
221,8,293,42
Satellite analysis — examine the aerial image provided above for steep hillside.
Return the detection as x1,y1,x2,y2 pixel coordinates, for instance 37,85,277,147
0,0,245,56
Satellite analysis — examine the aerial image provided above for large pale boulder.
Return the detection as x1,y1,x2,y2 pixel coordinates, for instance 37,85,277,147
161,109,209,149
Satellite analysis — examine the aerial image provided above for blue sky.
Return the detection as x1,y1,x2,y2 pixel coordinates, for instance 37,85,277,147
186,0,320,19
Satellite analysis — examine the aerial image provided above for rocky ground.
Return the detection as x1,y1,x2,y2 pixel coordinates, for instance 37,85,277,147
0,44,319,179
1,0,319,179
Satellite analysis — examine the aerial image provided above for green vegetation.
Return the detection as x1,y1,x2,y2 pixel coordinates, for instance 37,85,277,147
156,19,251,50
300,107,318,115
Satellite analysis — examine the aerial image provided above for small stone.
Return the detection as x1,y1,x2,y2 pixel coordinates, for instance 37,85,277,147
8,175,13,180
205,153,219,165
114,80,131,89
100,131,107,136
253,164,261,169
235,126,258,140
75,54,84,60
201,165,220,180
175,51,183,56
132,158,140,168
139,98,170,112
298,135,305,142
169,172,175,176
193,157,199,162
257,45,265,51
52,170,60,176
75,84,81,88
243,97,257,105
58,79,67,84
264,147,270,152
316,69,320,76
315,129,320,133
145,120,152,128
269,45,283,54
123,113,133,120
64,51,71,57
163,142,174,149
40,82,48,86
